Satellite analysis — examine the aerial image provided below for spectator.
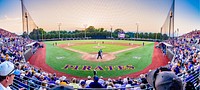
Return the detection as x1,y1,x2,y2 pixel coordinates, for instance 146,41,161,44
0,61,17,90
68,78,79,88
98,76,105,86
79,80,86,88
85,76,93,87
147,70,183,90
59,76,68,86
89,76,103,88
184,71,194,83
183,81,195,90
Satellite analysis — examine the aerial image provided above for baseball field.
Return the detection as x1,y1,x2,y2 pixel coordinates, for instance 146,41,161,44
28,40,169,78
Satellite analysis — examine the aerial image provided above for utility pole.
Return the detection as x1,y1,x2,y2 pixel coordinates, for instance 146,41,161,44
177,28,179,37
169,11,173,38
42,29,43,41
110,25,113,38
136,23,139,39
25,12,29,35
156,33,157,40
84,24,87,38
160,27,163,40
21,0,25,34
36,27,39,40
58,23,61,39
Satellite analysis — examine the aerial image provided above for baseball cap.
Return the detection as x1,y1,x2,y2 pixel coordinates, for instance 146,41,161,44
100,76,103,79
93,76,99,81
147,70,183,90
146,70,157,86
59,76,66,81
13,69,21,76
0,61,17,76
87,76,91,79
80,81,86,85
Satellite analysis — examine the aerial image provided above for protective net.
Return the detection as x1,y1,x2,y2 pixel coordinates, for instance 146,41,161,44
21,0,38,35
161,0,175,38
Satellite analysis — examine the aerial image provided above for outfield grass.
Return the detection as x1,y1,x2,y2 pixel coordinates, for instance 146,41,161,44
71,44,129,53
45,40,154,78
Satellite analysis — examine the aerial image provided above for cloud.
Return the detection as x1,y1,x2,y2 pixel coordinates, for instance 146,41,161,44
0,15,22,34
0,15,21,22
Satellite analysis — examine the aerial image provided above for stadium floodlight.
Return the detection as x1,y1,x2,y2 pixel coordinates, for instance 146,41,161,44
58,23,62,39
25,12,29,35
136,23,139,39
110,25,113,38
83,24,87,38
169,11,173,38
177,28,179,37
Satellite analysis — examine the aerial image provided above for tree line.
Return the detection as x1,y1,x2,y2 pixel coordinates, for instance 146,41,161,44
25,26,168,40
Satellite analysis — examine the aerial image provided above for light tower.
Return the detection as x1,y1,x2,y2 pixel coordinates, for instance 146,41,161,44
136,23,139,39
58,23,61,39
169,11,173,39
110,25,113,38
25,12,29,35
83,24,87,38
177,28,179,37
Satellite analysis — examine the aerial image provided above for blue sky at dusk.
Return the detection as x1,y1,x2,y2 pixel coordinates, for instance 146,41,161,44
0,0,199,35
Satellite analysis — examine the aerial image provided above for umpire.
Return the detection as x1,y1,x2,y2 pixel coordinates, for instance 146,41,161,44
97,49,103,59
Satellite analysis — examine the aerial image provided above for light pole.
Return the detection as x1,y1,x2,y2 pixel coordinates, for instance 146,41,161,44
174,30,176,37
83,24,87,38
25,12,29,35
169,11,173,38
58,23,61,39
110,25,113,38
42,28,44,41
177,28,179,37
155,33,157,40
21,0,25,34
160,27,163,40
136,23,139,39
169,11,174,45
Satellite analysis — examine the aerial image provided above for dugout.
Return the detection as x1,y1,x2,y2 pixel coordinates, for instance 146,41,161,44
157,42,174,60
24,42,41,61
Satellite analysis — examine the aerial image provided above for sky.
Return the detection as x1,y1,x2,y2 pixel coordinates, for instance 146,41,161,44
0,0,199,35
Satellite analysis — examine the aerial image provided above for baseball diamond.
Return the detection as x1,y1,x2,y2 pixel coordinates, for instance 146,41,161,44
28,40,169,79
1,0,199,89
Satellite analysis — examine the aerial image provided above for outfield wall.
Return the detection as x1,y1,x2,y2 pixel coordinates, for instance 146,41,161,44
40,38,161,42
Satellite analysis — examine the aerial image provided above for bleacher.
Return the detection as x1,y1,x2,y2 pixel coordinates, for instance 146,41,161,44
0,28,199,90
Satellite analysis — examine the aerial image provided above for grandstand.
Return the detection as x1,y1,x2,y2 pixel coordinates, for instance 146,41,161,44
0,0,199,90
0,28,199,90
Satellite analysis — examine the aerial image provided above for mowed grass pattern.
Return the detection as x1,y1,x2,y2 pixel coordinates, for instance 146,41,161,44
71,44,129,53
45,40,154,78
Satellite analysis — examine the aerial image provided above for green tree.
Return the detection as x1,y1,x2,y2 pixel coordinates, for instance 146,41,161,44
86,26,96,32
113,28,124,38
149,32,153,39
29,28,46,40
157,33,162,40
22,31,28,38
144,32,148,39
163,34,168,40
139,32,144,38
114,28,124,34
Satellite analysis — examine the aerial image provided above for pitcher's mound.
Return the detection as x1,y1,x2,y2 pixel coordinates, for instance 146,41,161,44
82,53,116,62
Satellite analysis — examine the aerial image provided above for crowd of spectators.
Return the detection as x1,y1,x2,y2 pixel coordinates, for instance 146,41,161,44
0,28,18,38
0,28,199,90
161,30,200,89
